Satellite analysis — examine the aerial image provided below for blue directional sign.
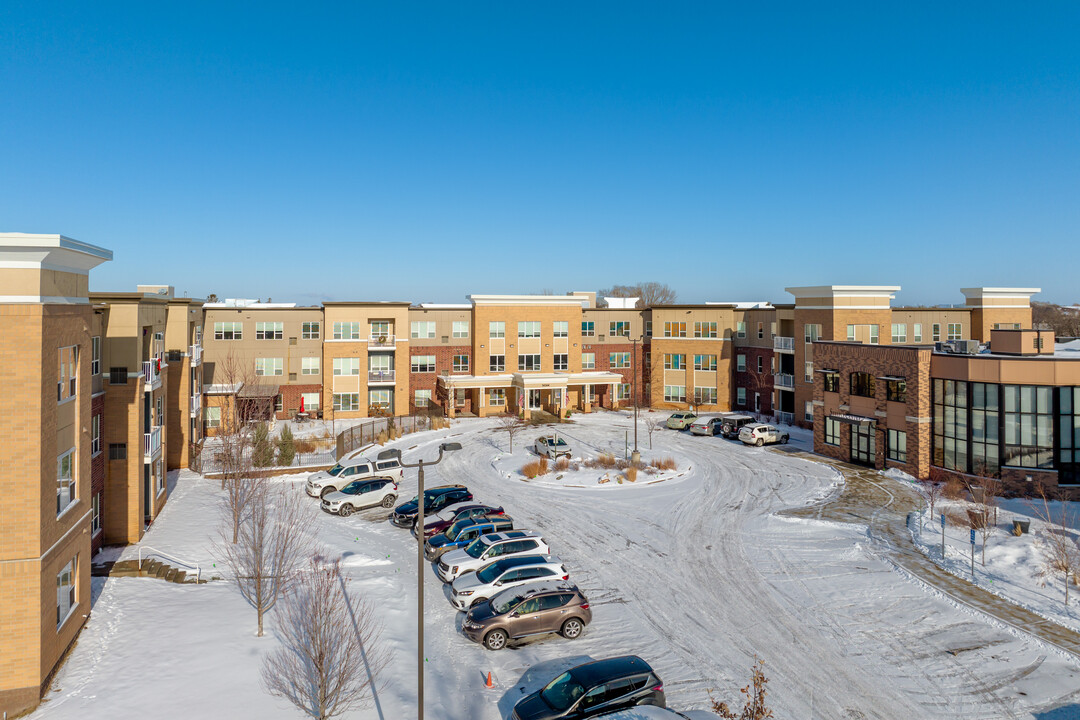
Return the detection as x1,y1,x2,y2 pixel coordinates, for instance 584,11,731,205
970,529,976,544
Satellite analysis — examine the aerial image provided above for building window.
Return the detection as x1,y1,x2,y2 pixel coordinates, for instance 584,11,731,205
664,385,687,403
367,356,390,374
255,358,283,376
91,493,101,534
581,353,595,369
617,384,632,400
970,382,1000,477
824,418,840,446
736,387,746,406
947,323,963,341
517,321,541,338
886,378,907,403
692,322,716,338
736,354,746,372
850,372,876,398
553,354,569,371
156,457,165,494
1057,387,1080,483
664,322,687,338
109,367,128,385
757,322,764,339
694,354,716,371
695,387,717,405
414,390,432,407
932,324,941,342
754,392,761,411
91,415,101,456
489,388,506,406
91,336,101,375
331,322,358,340
804,324,821,343
610,352,631,369
610,321,631,337
300,321,320,339
581,321,594,337
846,325,855,342
452,355,469,373
274,394,283,413
205,407,221,429
887,429,907,463
489,355,505,372
552,321,568,338
805,401,814,422
369,321,391,339
1003,385,1053,469
410,321,436,339
823,371,840,393
933,379,969,472
57,558,76,627
736,322,746,338
891,324,906,343
334,357,361,376
489,322,505,338
913,324,922,343
214,322,242,340
662,354,682,370
58,346,77,402
368,390,390,410
645,321,652,337
255,322,283,340
333,393,361,412
804,362,813,382
109,442,127,459
518,354,541,371
299,392,320,411
411,355,436,373
57,448,76,516
451,321,469,338
302,357,320,375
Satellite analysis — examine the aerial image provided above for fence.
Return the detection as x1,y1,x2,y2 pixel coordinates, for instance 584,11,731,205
335,413,438,460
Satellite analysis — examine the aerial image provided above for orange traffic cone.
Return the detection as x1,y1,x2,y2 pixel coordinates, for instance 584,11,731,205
485,671,493,689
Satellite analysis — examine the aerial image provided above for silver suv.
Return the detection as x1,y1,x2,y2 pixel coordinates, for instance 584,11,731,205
305,456,404,498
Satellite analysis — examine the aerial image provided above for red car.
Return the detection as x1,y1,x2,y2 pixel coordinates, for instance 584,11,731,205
415,503,506,538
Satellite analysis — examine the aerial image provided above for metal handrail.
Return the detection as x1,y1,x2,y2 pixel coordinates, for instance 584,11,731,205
138,545,201,583
773,336,795,352
368,370,396,383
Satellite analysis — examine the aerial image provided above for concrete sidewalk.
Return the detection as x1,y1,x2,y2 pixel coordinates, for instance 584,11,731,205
778,449,1080,660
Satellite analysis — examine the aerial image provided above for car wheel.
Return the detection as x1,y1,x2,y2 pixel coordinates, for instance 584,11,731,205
320,486,333,498
755,438,764,447
561,618,584,639
484,629,508,651
381,495,396,508
339,504,353,517
781,435,789,444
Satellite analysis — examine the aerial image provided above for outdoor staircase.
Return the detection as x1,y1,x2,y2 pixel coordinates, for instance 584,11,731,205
91,558,207,584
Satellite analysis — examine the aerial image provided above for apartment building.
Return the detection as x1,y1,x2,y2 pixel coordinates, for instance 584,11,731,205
162,291,204,469
408,304,472,413
0,234,110,717
322,302,412,418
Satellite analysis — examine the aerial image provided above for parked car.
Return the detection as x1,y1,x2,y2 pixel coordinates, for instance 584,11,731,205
600,707,717,719
306,456,404,498
437,530,550,582
719,413,756,439
535,435,572,459
688,417,723,436
510,655,666,719
738,423,789,446
416,503,507,538
390,485,473,528
665,412,697,430
425,516,516,561
450,554,567,610
320,477,398,516
462,581,590,651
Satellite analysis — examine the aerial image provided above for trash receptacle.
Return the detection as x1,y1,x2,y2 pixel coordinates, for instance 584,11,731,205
1013,519,1031,535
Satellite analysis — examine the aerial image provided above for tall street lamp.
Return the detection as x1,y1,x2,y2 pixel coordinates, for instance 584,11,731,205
630,335,642,465
378,441,462,720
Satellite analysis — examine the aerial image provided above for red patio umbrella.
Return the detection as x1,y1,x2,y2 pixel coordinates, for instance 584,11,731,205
299,396,305,414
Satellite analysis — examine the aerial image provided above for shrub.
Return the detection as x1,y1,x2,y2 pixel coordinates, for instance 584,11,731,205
294,438,317,454
376,431,388,445
942,476,966,500
650,457,677,471
945,510,969,528
521,458,549,479
276,425,296,467
625,466,638,483
253,423,275,467
555,457,570,471
597,453,618,469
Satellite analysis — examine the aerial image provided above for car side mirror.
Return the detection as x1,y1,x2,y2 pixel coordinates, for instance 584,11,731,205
494,580,503,586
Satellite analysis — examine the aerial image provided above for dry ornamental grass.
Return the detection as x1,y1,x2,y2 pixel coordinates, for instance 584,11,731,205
521,457,549,479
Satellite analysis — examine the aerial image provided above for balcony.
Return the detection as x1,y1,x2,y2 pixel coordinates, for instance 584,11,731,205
142,360,164,391
775,373,794,389
144,425,162,463
368,334,396,349
190,343,202,366
190,392,201,418
777,411,794,425
368,370,396,384
773,336,795,353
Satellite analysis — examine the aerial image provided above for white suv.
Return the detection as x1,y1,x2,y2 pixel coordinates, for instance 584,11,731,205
320,477,399,516
450,555,567,611
306,456,404,498
738,423,789,447
437,531,550,583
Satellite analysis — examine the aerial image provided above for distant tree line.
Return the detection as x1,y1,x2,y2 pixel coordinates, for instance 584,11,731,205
1032,302,1080,338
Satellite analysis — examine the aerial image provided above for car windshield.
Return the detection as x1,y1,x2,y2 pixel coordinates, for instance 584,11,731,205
555,438,567,446
446,520,473,541
342,481,363,494
464,537,489,559
492,590,527,614
476,563,503,584
326,464,345,477
540,671,586,712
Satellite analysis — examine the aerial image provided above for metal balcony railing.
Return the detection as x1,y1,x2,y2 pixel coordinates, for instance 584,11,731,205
773,336,795,352
144,426,162,461
189,343,202,366
142,360,163,389
775,373,795,389
777,411,794,425
368,334,396,348
190,393,201,417
368,370,396,384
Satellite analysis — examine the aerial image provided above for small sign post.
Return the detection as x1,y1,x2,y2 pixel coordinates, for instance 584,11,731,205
941,514,946,558
970,528,976,578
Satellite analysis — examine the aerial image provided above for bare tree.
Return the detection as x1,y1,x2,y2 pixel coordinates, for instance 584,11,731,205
597,282,677,308
262,555,390,719
217,483,316,636
710,656,774,720
1031,488,1080,605
922,479,944,523
645,416,664,450
211,350,267,490
964,474,1000,565
495,413,525,452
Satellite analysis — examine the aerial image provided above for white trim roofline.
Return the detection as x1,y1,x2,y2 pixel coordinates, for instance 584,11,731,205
468,294,591,307
0,232,113,274
785,285,901,300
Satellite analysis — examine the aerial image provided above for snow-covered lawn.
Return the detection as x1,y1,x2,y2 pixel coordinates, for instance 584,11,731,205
33,412,1080,719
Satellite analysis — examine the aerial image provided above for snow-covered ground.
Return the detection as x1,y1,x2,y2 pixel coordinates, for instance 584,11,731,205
33,411,1080,719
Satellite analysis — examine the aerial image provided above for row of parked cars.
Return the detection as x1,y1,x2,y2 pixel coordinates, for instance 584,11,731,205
666,410,790,446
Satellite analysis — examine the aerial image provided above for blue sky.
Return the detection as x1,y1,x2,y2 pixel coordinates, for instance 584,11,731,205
2,2,1078,305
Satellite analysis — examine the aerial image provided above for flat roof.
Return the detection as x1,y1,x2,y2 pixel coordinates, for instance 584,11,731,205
322,300,411,306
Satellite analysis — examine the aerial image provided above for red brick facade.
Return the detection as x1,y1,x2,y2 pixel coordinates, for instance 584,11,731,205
410,346,472,413
586,341,646,405
733,347,774,415
275,383,322,419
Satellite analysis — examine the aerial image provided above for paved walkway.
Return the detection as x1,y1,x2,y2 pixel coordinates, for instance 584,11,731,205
777,448,1080,659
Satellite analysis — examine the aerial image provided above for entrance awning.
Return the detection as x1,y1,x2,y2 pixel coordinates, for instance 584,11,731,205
875,375,906,382
237,383,280,399
829,413,876,426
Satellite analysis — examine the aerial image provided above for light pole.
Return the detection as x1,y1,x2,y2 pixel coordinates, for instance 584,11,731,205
630,335,642,465
378,441,462,720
